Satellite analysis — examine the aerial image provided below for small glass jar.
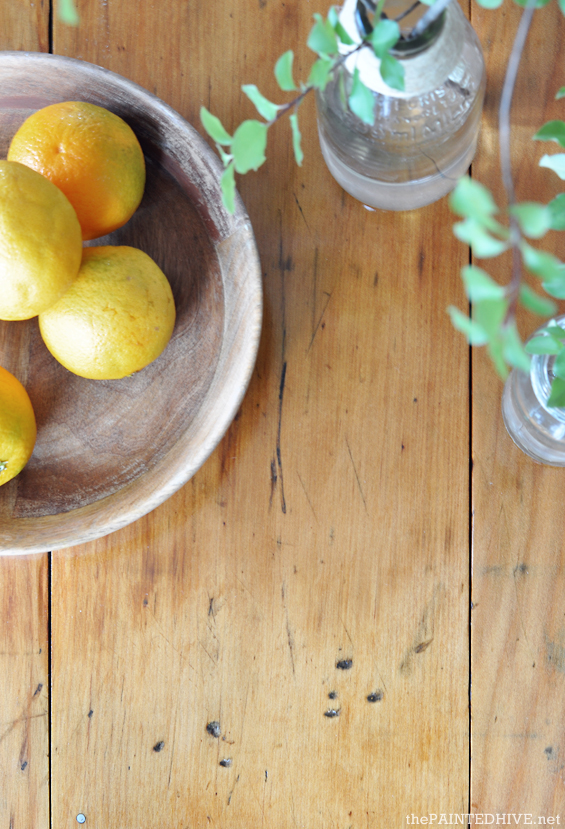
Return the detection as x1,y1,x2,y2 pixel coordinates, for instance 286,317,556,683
315,0,486,211
502,317,565,466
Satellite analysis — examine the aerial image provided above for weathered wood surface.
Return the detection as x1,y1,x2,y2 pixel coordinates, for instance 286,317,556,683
471,1,565,820
47,1,470,825
11,0,562,824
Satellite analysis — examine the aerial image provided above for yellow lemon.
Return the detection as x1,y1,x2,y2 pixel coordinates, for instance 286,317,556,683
39,246,176,380
8,101,146,241
0,160,82,320
0,366,37,487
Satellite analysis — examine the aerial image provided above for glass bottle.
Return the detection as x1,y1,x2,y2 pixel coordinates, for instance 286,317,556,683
315,0,486,211
502,317,565,466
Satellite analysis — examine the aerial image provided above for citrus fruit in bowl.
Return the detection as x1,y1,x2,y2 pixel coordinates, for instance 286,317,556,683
39,246,176,380
0,52,262,555
0,159,82,320
0,366,36,487
7,100,146,241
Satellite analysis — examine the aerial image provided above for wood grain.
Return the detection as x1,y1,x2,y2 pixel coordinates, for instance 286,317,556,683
46,0,471,827
0,554,49,828
471,0,565,818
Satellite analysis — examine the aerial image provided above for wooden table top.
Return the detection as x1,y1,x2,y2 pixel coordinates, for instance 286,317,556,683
2,0,565,826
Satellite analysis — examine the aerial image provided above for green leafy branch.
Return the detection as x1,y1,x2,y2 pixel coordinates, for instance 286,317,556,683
201,3,418,213
449,0,565,405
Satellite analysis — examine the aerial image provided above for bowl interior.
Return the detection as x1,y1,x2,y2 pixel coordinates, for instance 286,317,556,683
0,54,261,551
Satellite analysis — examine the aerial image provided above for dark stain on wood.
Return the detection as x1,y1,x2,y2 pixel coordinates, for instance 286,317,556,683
367,690,383,703
415,638,434,654
153,741,165,752
336,658,353,670
206,721,221,738
328,691,338,699
324,708,341,718
219,758,232,767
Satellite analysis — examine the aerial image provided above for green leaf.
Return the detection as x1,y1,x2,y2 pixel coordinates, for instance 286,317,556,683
370,19,400,58
453,218,508,258
242,85,280,122
335,20,355,45
220,163,236,215
447,306,489,346
513,0,551,7
58,0,79,25
449,177,499,221
542,279,565,299
548,193,565,230
525,335,562,355
556,87,565,100
553,347,565,381
502,323,530,373
275,51,296,92
474,297,507,339
539,153,565,180
307,13,339,56
533,120,565,147
231,120,268,174
487,338,509,380
379,53,405,92
508,202,552,239
328,6,339,26
200,107,233,145
328,6,355,45
348,68,375,125
547,376,565,407
307,56,334,90
519,284,558,316
545,325,565,340
520,241,565,281
461,265,505,302
289,113,303,166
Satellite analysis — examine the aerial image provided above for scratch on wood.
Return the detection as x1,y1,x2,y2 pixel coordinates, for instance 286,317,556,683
282,582,296,674
307,289,333,354
33,683,43,697
293,191,310,232
297,471,317,521
276,361,287,515
345,437,367,512
227,773,240,805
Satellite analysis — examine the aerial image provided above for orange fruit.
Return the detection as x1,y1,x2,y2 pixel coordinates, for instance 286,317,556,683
0,160,82,320
0,366,37,487
8,101,146,241
38,246,176,380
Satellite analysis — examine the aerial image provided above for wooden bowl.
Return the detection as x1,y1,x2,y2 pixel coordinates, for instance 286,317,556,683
0,52,262,555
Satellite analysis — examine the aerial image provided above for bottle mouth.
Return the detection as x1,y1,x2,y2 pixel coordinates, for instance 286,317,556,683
355,0,446,57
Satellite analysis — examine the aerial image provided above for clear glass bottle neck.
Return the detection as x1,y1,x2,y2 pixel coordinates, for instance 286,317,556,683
355,0,446,57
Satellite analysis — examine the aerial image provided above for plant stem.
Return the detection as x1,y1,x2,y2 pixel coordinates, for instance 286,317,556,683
499,0,537,324
269,41,368,126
